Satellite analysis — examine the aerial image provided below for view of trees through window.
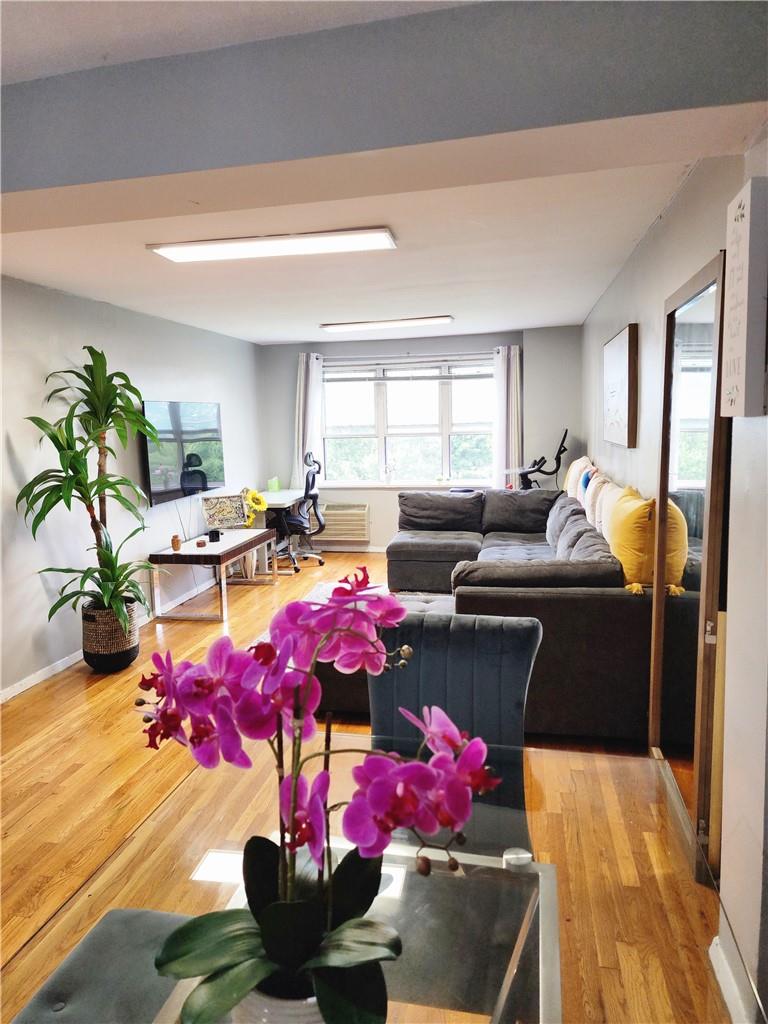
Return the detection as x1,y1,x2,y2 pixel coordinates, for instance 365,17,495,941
322,360,495,483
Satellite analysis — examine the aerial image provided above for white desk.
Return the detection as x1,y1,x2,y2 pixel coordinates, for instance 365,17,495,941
251,489,307,574
149,528,277,623
262,488,305,509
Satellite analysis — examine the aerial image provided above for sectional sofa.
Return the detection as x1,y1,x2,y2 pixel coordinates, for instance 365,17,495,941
384,487,697,744
386,487,623,593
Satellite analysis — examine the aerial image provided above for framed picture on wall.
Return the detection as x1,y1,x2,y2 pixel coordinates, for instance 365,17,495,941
603,324,638,447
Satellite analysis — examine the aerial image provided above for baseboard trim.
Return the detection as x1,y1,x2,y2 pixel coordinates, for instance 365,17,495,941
1,576,217,704
0,649,84,703
709,935,757,1023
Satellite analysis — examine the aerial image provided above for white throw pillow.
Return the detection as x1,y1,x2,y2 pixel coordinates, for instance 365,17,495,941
584,473,609,525
565,456,593,498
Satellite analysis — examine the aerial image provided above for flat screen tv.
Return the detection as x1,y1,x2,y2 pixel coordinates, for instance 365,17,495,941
140,400,225,506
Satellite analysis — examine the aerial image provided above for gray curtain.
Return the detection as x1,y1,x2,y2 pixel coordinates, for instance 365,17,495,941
493,344,523,488
290,352,323,489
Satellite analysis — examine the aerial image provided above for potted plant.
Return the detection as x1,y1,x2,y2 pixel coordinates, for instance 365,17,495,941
138,568,500,1024
16,346,158,672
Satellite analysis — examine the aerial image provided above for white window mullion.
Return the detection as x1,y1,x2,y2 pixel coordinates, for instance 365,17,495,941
440,371,451,479
375,374,387,483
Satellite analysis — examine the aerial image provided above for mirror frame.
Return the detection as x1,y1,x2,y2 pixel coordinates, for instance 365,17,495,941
649,251,729,868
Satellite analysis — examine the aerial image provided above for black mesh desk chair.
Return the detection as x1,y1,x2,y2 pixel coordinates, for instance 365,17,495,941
267,453,326,572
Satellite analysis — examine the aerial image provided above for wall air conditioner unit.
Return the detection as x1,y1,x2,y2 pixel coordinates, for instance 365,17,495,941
318,503,370,545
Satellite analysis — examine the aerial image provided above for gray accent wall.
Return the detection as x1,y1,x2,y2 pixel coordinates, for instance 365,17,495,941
581,155,745,494
581,143,768,1014
1,276,261,694
4,2,767,192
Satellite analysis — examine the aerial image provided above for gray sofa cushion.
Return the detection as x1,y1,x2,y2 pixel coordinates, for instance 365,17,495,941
452,558,624,590
479,532,553,562
570,530,618,563
387,530,483,563
555,516,595,560
545,493,586,548
12,908,189,1024
398,593,457,615
481,488,562,534
398,490,484,532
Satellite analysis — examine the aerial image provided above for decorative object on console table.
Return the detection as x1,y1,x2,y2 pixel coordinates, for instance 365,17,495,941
171,534,182,552
136,567,501,1024
201,493,249,529
16,346,157,673
603,324,638,447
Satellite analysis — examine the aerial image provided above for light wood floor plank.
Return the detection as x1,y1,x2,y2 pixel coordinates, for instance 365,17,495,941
1,554,729,1022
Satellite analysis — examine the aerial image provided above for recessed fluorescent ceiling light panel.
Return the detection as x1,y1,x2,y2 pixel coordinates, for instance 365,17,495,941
148,228,396,263
321,315,454,333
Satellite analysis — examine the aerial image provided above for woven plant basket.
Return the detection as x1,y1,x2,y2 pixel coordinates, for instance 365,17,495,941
82,599,139,673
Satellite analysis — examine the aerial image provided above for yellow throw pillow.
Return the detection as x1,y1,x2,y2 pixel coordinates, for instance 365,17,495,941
608,488,691,586
666,499,689,587
598,482,624,543
608,487,655,585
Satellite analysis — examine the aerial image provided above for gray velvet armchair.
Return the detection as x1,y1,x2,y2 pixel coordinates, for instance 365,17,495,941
367,611,543,747
366,611,543,856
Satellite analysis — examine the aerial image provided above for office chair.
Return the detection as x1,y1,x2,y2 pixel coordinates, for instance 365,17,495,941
267,453,326,572
510,428,568,490
179,453,209,496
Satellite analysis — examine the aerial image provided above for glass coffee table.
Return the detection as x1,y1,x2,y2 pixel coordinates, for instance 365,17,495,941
12,735,560,1024
158,736,561,1024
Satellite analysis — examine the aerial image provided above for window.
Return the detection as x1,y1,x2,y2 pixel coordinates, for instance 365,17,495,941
670,340,713,489
322,357,495,484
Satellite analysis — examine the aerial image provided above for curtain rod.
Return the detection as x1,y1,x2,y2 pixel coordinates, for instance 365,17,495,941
323,350,494,365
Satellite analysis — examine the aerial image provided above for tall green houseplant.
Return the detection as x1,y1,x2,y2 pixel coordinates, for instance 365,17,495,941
17,347,159,672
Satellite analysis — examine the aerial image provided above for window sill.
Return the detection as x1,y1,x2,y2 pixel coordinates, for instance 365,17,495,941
321,481,493,491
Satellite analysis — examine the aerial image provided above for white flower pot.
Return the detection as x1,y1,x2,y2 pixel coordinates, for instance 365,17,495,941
231,988,322,1023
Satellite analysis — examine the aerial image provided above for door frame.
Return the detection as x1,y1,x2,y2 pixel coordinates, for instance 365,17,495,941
648,252,730,863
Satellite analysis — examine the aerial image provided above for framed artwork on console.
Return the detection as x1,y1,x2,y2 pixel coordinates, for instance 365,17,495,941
603,323,638,448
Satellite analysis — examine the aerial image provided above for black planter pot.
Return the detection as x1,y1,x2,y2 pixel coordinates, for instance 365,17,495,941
82,599,139,673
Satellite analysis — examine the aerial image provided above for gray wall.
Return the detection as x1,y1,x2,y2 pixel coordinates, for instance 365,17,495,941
581,142,768,1011
522,326,584,474
4,2,766,192
1,277,261,693
257,327,582,548
581,155,745,495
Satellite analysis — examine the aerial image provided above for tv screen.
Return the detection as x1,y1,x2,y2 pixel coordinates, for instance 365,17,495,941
141,400,225,505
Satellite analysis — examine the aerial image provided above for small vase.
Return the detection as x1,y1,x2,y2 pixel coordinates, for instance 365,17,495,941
231,989,322,1023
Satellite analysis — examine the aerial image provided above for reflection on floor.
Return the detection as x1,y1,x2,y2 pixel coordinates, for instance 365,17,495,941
2,553,727,1022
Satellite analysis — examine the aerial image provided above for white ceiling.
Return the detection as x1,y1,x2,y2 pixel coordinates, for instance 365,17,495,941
0,1,469,84
2,163,690,342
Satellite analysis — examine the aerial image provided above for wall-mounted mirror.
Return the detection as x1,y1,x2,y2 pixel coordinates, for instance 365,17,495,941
649,253,730,872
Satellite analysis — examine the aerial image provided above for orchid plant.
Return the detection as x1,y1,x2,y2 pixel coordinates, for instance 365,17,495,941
137,568,500,1024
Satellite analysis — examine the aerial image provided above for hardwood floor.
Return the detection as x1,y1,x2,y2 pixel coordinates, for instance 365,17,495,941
1,553,727,1022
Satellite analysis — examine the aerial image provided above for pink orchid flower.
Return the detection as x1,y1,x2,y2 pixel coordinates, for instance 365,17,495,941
186,693,252,770
398,705,465,754
342,756,439,857
280,771,330,868
176,636,255,715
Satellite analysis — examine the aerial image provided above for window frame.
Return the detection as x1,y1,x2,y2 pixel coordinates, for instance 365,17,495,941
321,355,494,486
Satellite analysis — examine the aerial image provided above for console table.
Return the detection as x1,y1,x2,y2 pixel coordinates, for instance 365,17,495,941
148,528,277,623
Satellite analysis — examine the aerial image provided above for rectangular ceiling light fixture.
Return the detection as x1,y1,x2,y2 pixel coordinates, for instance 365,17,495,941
148,228,396,263
321,315,454,333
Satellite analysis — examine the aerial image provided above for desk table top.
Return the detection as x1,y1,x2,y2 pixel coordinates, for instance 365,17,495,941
149,528,275,567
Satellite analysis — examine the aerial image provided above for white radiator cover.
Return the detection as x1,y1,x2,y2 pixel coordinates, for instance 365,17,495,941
319,503,370,543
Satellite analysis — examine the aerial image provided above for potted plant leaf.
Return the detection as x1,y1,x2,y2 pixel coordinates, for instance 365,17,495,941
138,568,501,1023
16,346,158,672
